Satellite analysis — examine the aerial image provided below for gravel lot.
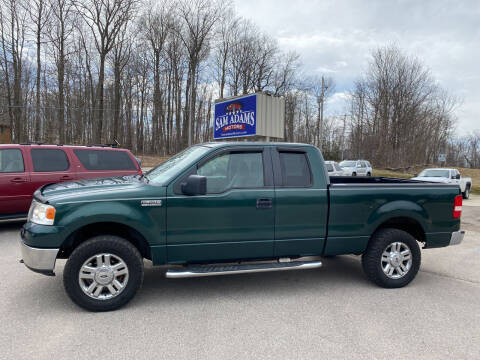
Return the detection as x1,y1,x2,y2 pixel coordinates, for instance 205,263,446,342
1,197,479,359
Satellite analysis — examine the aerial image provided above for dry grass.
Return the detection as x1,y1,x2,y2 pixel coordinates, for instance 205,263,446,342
374,167,480,194
455,167,480,194
136,155,170,168
373,169,414,179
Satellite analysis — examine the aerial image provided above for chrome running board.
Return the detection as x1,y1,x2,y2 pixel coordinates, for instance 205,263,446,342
165,260,322,279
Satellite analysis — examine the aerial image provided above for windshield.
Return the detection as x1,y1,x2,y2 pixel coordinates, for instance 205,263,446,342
339,161,356,167
145,145,210,185
418,169,450,178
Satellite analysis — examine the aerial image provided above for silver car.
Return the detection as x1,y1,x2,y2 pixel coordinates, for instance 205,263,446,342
339,160,373,176
325,161,345,176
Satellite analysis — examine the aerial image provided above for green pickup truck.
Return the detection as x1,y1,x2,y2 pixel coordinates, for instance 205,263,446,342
20,142,465,311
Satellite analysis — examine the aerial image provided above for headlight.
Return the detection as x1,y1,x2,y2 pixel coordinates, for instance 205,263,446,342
28,200,56,226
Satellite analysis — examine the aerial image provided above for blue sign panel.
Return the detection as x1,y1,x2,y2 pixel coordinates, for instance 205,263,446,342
214,94,256,139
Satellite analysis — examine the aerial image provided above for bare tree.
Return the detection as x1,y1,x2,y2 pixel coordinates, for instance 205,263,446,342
213,11,238,99
74,0,137,143
47,0,75,143
310,76,334,149
176,0,224,146
27,0,51,140
140,0,172,152
0,0,27,142
348,45,457,167
108,22,133,144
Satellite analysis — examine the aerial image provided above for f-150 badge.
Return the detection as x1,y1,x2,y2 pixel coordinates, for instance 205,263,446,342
141,200,162,207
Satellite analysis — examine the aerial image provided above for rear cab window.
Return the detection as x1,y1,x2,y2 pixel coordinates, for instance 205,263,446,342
31,149,69,172
0,148,24,173
278,151,312,187
325,163,334,172
73,149,136,170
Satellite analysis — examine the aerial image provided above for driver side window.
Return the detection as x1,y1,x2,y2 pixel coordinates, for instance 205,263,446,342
197,152,264,193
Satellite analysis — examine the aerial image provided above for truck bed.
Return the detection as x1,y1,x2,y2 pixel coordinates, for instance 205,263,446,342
325,176,461,255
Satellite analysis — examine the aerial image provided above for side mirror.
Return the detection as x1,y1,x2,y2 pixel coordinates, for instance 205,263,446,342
456,174,461,179
181,175,206,196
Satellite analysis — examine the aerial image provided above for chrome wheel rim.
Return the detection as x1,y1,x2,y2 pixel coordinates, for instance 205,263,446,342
78,253,129,300
381,242,412,279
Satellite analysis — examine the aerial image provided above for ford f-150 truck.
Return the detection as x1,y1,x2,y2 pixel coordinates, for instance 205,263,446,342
20,142,465,311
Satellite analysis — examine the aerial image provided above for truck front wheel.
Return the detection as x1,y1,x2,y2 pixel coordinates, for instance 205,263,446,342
362,228,421,288
63,235,144,311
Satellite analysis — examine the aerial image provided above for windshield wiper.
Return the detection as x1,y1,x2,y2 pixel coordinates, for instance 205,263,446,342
136,174,149,183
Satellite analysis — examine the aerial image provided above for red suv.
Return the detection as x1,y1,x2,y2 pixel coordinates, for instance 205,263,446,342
0,144,142,220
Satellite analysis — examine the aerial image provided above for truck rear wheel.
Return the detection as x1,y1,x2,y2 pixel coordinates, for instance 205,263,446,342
63,235,144,311
463,186,470,199
362,228,421,288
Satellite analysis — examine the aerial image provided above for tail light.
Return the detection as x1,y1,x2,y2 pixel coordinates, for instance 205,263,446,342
453,195,462,218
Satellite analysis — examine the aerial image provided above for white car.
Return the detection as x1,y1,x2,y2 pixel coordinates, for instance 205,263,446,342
412,168,472,199
339,160,373,176
325,161,345,176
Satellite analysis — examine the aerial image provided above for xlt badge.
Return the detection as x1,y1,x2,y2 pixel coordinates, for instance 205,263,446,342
141,200,162,207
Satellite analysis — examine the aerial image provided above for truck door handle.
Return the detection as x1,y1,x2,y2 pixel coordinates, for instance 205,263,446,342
60,175,73,180
10,177,27,183
256,198,272,209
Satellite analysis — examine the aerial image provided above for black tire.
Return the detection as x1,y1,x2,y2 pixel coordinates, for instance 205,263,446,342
367,172,372,177
361,228,421,288
463,185,470,199
352,172,357,176
63,235,144,312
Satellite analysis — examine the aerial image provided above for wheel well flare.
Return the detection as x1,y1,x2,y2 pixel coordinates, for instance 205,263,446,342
59,222,151,260
374,217,425,243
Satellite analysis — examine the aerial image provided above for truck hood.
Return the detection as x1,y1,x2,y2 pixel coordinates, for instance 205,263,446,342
411,176,449,183
38,175,147,203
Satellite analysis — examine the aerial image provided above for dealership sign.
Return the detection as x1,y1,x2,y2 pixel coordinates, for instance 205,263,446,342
214,94,257,139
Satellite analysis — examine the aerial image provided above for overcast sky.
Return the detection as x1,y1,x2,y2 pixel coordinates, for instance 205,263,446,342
233,0,480,135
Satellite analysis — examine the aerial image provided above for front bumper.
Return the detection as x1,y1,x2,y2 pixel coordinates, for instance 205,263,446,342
449,230,465,246
20,240,59,276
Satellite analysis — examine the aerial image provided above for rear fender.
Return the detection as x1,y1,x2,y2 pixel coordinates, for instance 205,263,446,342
367,200,428,236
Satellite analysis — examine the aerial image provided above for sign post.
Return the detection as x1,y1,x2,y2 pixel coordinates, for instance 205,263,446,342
438,153,446,166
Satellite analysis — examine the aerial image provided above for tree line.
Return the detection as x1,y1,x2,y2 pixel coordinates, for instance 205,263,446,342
0,0,305,154
0,0,469,169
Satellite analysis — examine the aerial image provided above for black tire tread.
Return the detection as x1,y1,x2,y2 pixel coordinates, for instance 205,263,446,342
63,235,144,312
361,228,421,288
